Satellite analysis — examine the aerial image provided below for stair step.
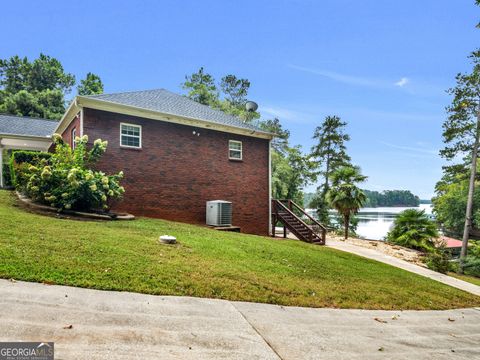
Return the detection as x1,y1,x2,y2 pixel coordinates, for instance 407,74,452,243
273,199,326,245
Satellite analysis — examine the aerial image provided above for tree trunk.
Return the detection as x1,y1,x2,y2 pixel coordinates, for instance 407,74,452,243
344,213,349,240
460,106,480,272
323,155,330,196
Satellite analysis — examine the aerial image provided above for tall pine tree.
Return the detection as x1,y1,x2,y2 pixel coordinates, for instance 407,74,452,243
309,115,351,224
439,50,480,265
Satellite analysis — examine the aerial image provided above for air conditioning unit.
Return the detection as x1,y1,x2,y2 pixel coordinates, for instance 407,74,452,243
206,200,232,226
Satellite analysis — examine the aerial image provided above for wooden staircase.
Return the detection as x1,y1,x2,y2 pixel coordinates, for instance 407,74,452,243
271,199,327,245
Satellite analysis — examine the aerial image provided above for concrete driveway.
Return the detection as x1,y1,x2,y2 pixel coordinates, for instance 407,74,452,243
0,279,479,359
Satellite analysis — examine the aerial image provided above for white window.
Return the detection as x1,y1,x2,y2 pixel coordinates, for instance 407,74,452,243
120,123,142,148
229,140,242,160
71,128,76,149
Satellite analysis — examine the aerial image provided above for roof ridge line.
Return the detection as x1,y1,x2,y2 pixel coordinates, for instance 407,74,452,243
85,88,168,98
0,113,59,122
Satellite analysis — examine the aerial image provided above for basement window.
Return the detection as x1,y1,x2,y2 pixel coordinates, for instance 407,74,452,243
120,123,142,148
229,140,242,160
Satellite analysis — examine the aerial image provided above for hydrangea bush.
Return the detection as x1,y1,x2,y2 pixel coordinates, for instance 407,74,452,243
14,134,124,211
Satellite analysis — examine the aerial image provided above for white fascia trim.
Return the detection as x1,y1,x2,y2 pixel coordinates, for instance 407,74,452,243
54,98,81,136
75,96,274,140
0,133,53,142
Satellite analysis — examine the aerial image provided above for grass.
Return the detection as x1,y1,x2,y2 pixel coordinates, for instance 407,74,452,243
0,190,478,310
449,272,480,286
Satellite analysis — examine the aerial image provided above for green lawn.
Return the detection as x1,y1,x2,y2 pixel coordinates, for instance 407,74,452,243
0,190,478,310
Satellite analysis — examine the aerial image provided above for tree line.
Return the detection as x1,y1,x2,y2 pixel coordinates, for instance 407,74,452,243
362,190,420,207
0,54,104,119
305,189,420,208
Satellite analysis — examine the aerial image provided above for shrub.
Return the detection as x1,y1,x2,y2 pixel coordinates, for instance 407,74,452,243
13,134,124,211
2,163,12,187
463,256,480,277
386,209,438,253
425,247,452,274
461,241,480,277
10,150,52,188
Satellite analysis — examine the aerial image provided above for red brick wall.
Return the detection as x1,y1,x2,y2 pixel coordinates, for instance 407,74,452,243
61,113,81,147
82,108,270,235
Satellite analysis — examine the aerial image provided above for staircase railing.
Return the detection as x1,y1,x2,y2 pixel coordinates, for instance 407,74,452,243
279,199,328,235
272,199,326,244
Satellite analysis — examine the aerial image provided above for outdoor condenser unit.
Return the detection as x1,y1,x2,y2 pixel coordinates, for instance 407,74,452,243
206,200,232,226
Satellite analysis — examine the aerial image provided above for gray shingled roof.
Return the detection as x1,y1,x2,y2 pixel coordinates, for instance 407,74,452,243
85,89,270,135
0,114,58,138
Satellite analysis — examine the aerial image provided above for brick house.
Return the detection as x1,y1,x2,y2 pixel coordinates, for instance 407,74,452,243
0,89,274,235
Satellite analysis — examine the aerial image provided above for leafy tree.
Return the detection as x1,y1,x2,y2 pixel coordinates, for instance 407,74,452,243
28,54,75,93
309,115,351,224
0,55,30,93
386,209,438,253
326,166,367,239
438,50,480,262
0,88,65,119
311,115,351,195
182,67,219,106
182,67,260,122
0,53,75,119
77,72,104,95
433,178,480,236
220,75,250,106
259,118,290,154
271,146,315,205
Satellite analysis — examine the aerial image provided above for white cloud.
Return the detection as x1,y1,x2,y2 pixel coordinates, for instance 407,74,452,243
288,64,385,88
261,106,316,123
395,77,409,87
379,141,437,155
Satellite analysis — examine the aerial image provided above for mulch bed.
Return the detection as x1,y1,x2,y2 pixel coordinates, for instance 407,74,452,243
15,191,135,221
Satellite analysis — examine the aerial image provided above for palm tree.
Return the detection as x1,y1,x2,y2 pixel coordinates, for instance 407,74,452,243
326,166,367,239
386,209,438,252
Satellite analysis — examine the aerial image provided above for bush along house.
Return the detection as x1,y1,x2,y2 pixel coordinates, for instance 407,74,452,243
0,89,274,235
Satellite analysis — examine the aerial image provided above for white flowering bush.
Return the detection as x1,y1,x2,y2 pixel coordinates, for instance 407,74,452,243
14,134,124,211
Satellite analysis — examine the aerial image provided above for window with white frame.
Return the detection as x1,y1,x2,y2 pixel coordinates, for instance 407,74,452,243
120,123,142,148
71,127,76,149
229,140,242,160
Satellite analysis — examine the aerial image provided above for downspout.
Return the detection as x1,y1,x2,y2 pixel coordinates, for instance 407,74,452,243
79,106,84,136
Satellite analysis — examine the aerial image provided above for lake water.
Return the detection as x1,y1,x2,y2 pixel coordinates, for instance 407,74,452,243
355,204,433,240
306,204,433,241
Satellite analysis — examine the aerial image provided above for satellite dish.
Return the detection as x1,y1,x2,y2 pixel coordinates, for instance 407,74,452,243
245,101,258,112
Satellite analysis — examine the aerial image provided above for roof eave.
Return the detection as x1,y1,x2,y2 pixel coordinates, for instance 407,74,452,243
75,96,274,140
53,99,81,136
0,133,53,142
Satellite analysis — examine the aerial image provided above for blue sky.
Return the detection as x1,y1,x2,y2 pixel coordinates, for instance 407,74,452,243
1,0,478,198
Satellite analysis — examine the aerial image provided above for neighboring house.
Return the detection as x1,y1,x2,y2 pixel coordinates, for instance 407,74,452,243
438,236,463,258
0,114,57,187
0,89,274,235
